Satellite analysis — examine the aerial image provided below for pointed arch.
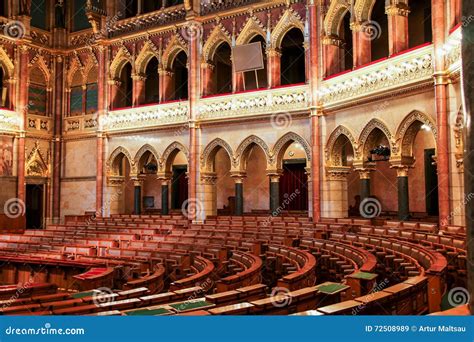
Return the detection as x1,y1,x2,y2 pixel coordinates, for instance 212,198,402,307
354,0,379,22
160,141,189,173
29,55,51,86
110,47,133,80
324,0,350,36
162,34,188,71
394,110,437,158
325,125,358,167
0,47,14,79
135,41,160,75
235,135,271,170
358,118,393,161
236,16,266,45
273,132,311,169
201,138,234,172
107,146,133,176
66,57,82,87
271,9,305,49
202,25,232,62
134,144,160,167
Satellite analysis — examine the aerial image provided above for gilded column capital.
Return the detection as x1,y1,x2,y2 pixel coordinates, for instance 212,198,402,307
385,4,410,17
322,35,345,48
230,171,247,183
266,47,282,58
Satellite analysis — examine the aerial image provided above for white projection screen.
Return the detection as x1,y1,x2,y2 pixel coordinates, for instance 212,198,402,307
232,42,265,73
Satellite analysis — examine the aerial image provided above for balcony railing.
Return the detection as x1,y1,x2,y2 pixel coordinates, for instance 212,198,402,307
319,44,434,108
104,101,189,132
64,114,99,134
197,85,310,121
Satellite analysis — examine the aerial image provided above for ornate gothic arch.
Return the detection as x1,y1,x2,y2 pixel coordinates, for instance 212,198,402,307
235,135,271,170
201,138,234,172
134,144,160,168
202,25,232,62
236,16,266,45
135,41,160,75
26,142,49,177
354,0,380,22
66,57,82,87
160,141,189,172
271,9,305,49
358,118,394,161
107,146,134,176
109,47,133,80
0,46,14,79
324,0,350,36
394,110,437,158
272,132,311,169
162,34,188,71
325,125,358,166
29,55,51,86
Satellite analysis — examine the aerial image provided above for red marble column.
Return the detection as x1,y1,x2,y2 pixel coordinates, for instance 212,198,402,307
323,36,343,77
108,79,120,110
386,4,409,55
16,46,29,207
52,56,64,221
6,78,16,110
96,46,107,216
188,22,201,221
159,69,173,102
267,48,281,88
450,0,461,29
132,74,146,107
432,0,450,227
234,71,244,93
201,62,215,96
309,2,321,221
352,22,372,67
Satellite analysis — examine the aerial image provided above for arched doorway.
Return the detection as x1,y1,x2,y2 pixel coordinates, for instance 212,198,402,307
395,113,438,220
280,28,306,85
136,149,160,213
240,143,269,215
326,131,356,218
213,42,233,95
171,51,188,101
107,150,135,215
359,125,396,218
117,63,133,108
144,57,160,104
201,141,234,217
370,0,389,61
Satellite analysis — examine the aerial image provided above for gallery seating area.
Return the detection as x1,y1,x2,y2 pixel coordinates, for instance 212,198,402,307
0,213,466,316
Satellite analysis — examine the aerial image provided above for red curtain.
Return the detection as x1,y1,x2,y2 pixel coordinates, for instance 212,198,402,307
279,163,308,211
